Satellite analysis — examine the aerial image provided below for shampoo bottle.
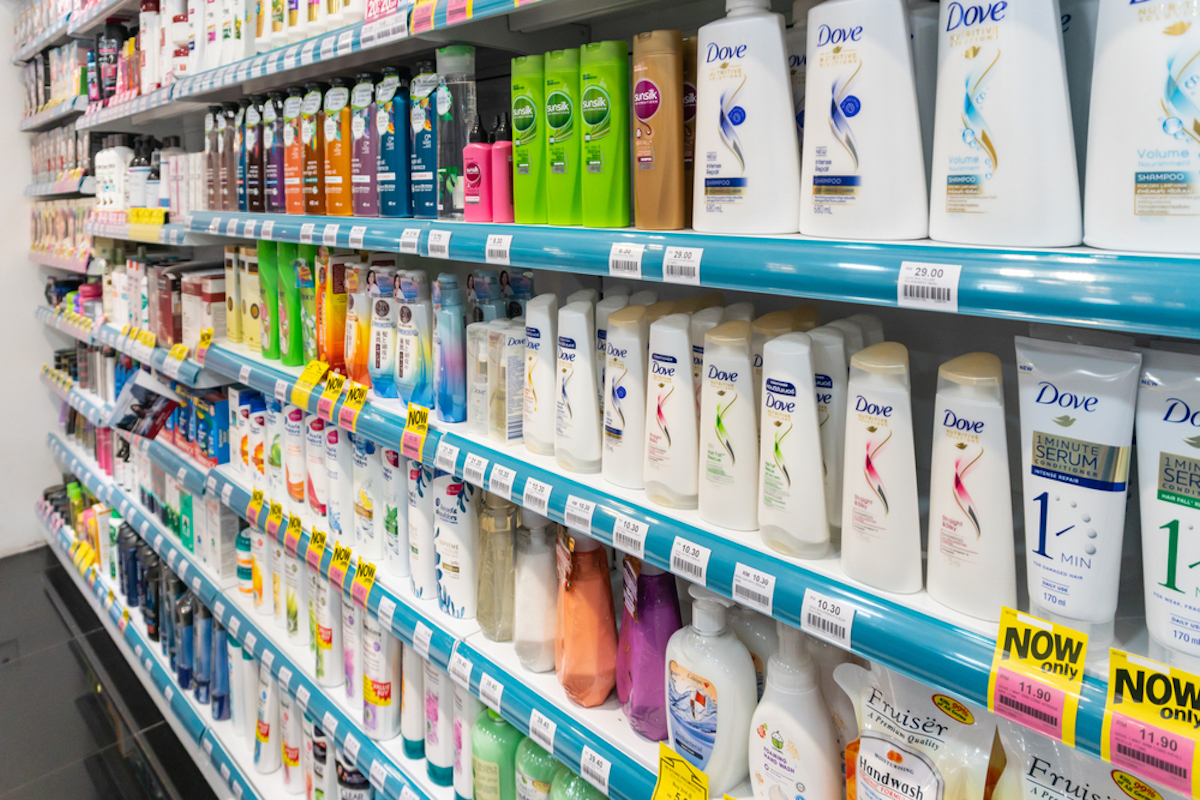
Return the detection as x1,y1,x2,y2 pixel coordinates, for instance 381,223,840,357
580,41,631,227
595,293,631,414
257,240,280,360
602,305,649,490
514,510,557,673
264,92,286,213
454,686,484,800
381,447,410,577
524,294,558,455
433,471,479,619
556,532,618,707
645,313,700,509
435,45,476,221
699,321,760,531
376,66,413,218
545,49,582,226
350,72,379,217
464,117,493,222
472,710,524,800
323,78,353,217
402,643,425,757
555,300,603,474
409,460,438,601
478,492,518,642
282,87,304,214
435,274,468,423
353,434,381,561
616,557,681,742
254,660,281,772
809,325,848,543
492,115,515,223
397,270,435,409
301,82,327,215
411,61,439,218
512,55,548,224
633,30,686,230
278,246,304,367
425,662,455,785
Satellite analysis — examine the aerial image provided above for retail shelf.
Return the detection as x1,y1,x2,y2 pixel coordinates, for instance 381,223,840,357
37,304,96,341
92,323,232,389
12,18,72,64
128,432,211,498
85,216,230,246
29,247,92,272
25,174,95,197
75,85,175,130
41,366,113,426
20,95,89,132
68,0,139,37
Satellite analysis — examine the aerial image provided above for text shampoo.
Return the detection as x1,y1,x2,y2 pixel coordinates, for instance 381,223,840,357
841,342,922,594
699,320,760,532
926,353,1016,622
928,0,1082,246
645,313,701,510
555,301,603,474
800,0,928,240
1082,0,1200,254
693,0,801,234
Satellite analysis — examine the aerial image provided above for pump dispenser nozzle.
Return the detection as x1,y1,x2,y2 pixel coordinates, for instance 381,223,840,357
688,584,733,634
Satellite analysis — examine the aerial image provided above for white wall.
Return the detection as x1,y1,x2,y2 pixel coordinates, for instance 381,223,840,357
0,3,71,557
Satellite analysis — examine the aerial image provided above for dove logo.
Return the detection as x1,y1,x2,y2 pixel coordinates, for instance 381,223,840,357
1163,399,1200,426
945,1,1007,31
1035,382,1098,412
942,409,985,433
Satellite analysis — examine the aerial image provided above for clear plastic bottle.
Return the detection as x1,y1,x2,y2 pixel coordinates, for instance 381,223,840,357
477,492,517,642
435,45,477,220
514,510,556,673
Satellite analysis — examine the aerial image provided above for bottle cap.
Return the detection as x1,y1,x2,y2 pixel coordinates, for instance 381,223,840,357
581,39,628,64
545,47,580,68
789,304,819,332
689,584,732,634
727,0,769,11
792,0,821,24
938,352,1002,387
706,319,752,348
633,30,683,59
607,304,647,329
751,310,794,339
643,300,676,325
850,342,909,376
512,54,544,74
723,302,755,322
673,292,723,315
769,621,818,693
436,44,475,75
521,507,550,530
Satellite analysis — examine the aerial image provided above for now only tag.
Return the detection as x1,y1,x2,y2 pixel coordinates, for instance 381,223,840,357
609,242,644,279
800,588,855,649
988,607,1088,746
485,234,512,266
652,741,708,800
401,404,430,461
731,562,776,615
351,559,376,608
662,246,702,286
897,261,962,313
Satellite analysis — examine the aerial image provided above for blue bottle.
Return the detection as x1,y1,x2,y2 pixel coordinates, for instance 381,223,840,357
193,600,212,704
377,66,413,218
236,99,249,212
175,591,194,690
435,274,467,422
411,61,438,218
211,620,231,720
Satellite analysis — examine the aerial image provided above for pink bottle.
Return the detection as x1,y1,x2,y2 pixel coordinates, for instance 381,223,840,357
463,115,493,223
491,113,514,223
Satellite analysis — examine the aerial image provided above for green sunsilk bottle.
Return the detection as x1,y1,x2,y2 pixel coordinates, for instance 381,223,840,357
296,244,319,363
257,240,280,360
581,40,631,228
544,48,582,226
511,55,547,224
276,242,303,366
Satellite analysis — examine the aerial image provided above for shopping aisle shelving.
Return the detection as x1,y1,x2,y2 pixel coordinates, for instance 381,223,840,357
21,95,88,132
25,173,95,197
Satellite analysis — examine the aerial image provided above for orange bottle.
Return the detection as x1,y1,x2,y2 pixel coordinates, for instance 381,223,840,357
301,82,326,215
323,78,353,217
555,531,618,707
283,86,304,214
314,248,350,372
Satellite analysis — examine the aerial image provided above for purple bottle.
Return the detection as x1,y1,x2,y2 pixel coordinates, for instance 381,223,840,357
264,91,286,213
350,72,379,217
616,557,682,741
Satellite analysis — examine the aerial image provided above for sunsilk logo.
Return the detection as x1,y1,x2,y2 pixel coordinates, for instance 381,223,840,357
706,42,747,63
633,79,661,122
708,365,738,382
1163,398,1200,426
942,409,985,433
765,379,797,413
855,395,893,417
944,1,1007,32
683,82,697,123
1035,382,1098,412
606,342,628,358
816,24,863,47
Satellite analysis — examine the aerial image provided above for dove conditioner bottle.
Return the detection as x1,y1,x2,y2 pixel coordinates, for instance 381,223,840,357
1015,337,1141,652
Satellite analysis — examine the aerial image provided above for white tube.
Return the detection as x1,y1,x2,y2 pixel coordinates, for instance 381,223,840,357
524,294,558,456
433,471,480,620
926,353,1016,622
228,637,244,735
699,320,759,531
602,305,649,490
758,332,829,558
242,648,258,742
342,597,362,700
408,460,438,601
280,689,304,793
305,414,328,524
846,313,883,347
283,550,307,645
628,289,658,307
401,643,425,753
314,571,344,686
1016,336,1140,650
454,684,484,800
362,613,401,740
272,541,285,630
556,301,602,473
324,426,354,539
353,436,382,561
267,401,286,499
381,448,410,577
254,660,281,773
424,662,454,782
809,326,848,536
690,307,724,413
841,343,921,594
566,288,599,306
596,294,631,414
251,528,272,615
645,313,700,510
284,405,306,519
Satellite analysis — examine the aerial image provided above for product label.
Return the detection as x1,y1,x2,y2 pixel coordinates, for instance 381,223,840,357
633,78,660,169
581,84,612,173
667,660,718,770
807,26,865,212
1030,431,1131,492
556,336,581,441
701,41,751,210
516,769,552,800
546,86,574,173
646,352,685,469
513,93,538,174
604,345,634,452
850,732,944,800
434,480,476,618
702,365,743,487
752,720,815,800
473,756,502,800
761,377,797,513
847,393,899,545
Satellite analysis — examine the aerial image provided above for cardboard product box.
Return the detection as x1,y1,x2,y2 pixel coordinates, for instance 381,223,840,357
171,386,194,458
224,247,242,343
150,261,222,346
202,491,241,586
179,488,196,553
191,486,209,564
193,391,230,468
161,470,181,537
181,269,226,352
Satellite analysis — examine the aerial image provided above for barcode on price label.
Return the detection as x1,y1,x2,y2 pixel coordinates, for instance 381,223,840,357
245,632,259,656
322,711,338,739
564,495,594,533
226,218,239,236
449,650,473,689
320,36,335,60
670,536,711,584
608,242,644,278
897,261,962,312
580,746,612,795
486,234,512,266
338,30,354,56
400,228,421,254
488,465,515,500
278,666,292,689
662,246,703,285
301,40,316,64
214,600,225,620
428,230,451,258
300,222,315,244
612,514,647,559
523,478,552,516
261,220,274,240
323,223,339,246
412,621,433,659
296,685,310,711
228,617,240,636
529,709,556,754
480,673,503,712
732,562,776,615
378,596,397,630
343,733,360,767
435,441,459,473
801,588,855,649
463,453,488,486
275,379,290,402
349,225,367,249
243,220,256,238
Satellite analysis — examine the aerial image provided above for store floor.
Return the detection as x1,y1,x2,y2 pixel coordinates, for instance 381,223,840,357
0,545,217,800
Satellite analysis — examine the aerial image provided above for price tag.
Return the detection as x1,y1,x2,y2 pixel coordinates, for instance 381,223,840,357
480,673,503,712
988,607,1087,746
731,563,776,615
338,30,354,56
400,228,421,254
377,595,397,630
261,649,274,671
261,220,274,240
463,453,488,486
427,229,451,258
292,360,330,408
662,246,703,285
265,501,285,537
317,373,347,421
228,616,240,636
296,685,311,712
234,782,244,799
306,529,328,570
284,46,300,70
612,514,648,559
285,515,303,555
221,483,234,506
337,382,369,431
247,488,266,526
412,621,433,659
317,36,333,61
163,685,172,702
178,560,189,581
139,520,150,536
191,576,202,593
651,741,708,800
351,559,376,607
207,217,221,234
196,328,213,364
449,650,473,689
669,536,710,585
529,709,556,754
411,0,435,32
349,225,367,249
322,711,338,740
225,218,239,237
300,40,316,65
522,478,552,517
609,242,644,279
274,379,290,403
299,222,315,244
487,464,515,500
243,219,256,238
485,234,512,266
322,223,339,246
800,588,855,649
242,630,257,655
278,665,293,690
154,533,164,549
580,747,612,796
220,764,230,781
328,542,353,589
564,496,595,533
370,761,391,794
435,440,459,473
897,261,962,313
401,403,430,461
238,364,252,384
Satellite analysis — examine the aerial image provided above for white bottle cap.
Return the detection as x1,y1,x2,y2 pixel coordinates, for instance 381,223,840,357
769,621,818,693
792,0,820,24
724,302,755,323
727,0,769,12
521,507,549,529
689,584,733,634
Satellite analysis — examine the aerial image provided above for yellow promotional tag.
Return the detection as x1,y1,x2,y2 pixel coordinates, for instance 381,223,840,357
317,372,347,422
987,607,1087,746
652,742,708,800
139,330,157,349
121,324,131,337
351,559,376,608
411,0,437,32
247,488,266,526
1102,649,1200,798
284,514,303,556
337,381,369,431
291,360,330,409
195,328,213,364
328,542,353,590
167,343,189,361
401,403,430,461
305,528,328,570
265,501,284,536
119,607,130,632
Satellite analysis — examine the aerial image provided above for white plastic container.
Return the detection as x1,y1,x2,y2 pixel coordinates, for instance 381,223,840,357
248,406,266,488
283,405,306,518
750,311,794,425
1082,0,1200,254
602,305,650,490
341,598,362,700
266,401,286,498
690,307,725,412
759,332,829,558
242,649,257,741
929,0,1082,246
324,425,353,539
251,527,272,615
555,301,603,474
926,353,1016,622
800,0,928,240
809,326,848,538
254,661,281,773
847,313,883,347
453,685,484,800
425,662,455,784
280,689,304,792
381,448,410,577
228,637,244,735
909,0,938,190
694,0,802,233
728,606,779,701
1015,336,1140,652
646,313,702,510
524,294,558,456
353,435,381,561
825,318,865,360
513,510,557,673
433,471,480,619
272,541,285,630
786,0,820,158
362,613,401,740
1060,0,1100,194
409,460,438,601
283,550,306,646
841,343,922,593
401,643,425,755
313,571,343,686
629,289,659,307
595,293,630,414
488,321,525,446
566,288,599,307
304,414,328,524
699,321,759,531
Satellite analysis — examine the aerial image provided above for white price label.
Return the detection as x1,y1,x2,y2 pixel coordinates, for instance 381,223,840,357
428,230,451,259
139,520,149,536
278,665,293,689
228,617,240,637
238,365,251,384
203,738,213,755
221,483,234,505
522,478,552,517
154,533,164,549
322,223,339,246
220,764,231,781
242,630,256,654
412,621,433,659
234,782,244,799
608,242,644,278
378,596,397,630
260,220,274,240
662,246,703,285
669,536,711,585
261,649,274,671
296,685,311,711
801,588,856,649
400,228,421,254
487,465,515,501
143,655,152,670
300,222,315,244
611,514,647,559
580,746,612,795
300,40,316,65
732,562,776,615
564,496,595,534
479,673,503,712
342,733,360,767
284,46,300,70
337,30,354,57
320,36,335,61
205,475,217,493
136,644,143,657
191,576,202,593
485,234,512,266
274,379,290,402
371,761,392,793
252,55,268,75
177,466,188,482
463,453,488,486
529,709,556,754
322,711,338,739
349,225,367,249
178,559,188,581
243,219,256,238
225,218,239,237
400,786,419,800
164,686,173,702
167,550,177,569
214,600,226,620
435,441,459,473
207,217,221,234
897,261,962,313
449,650,473,689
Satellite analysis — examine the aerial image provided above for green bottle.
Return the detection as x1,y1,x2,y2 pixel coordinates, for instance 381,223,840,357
257,240,281,360
471,710,523,800
550,768,603,800
544,48,582,226
581,40,631,228
297,244,319,363
514,738,562,800
511,55,547,225
276,242,303,367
